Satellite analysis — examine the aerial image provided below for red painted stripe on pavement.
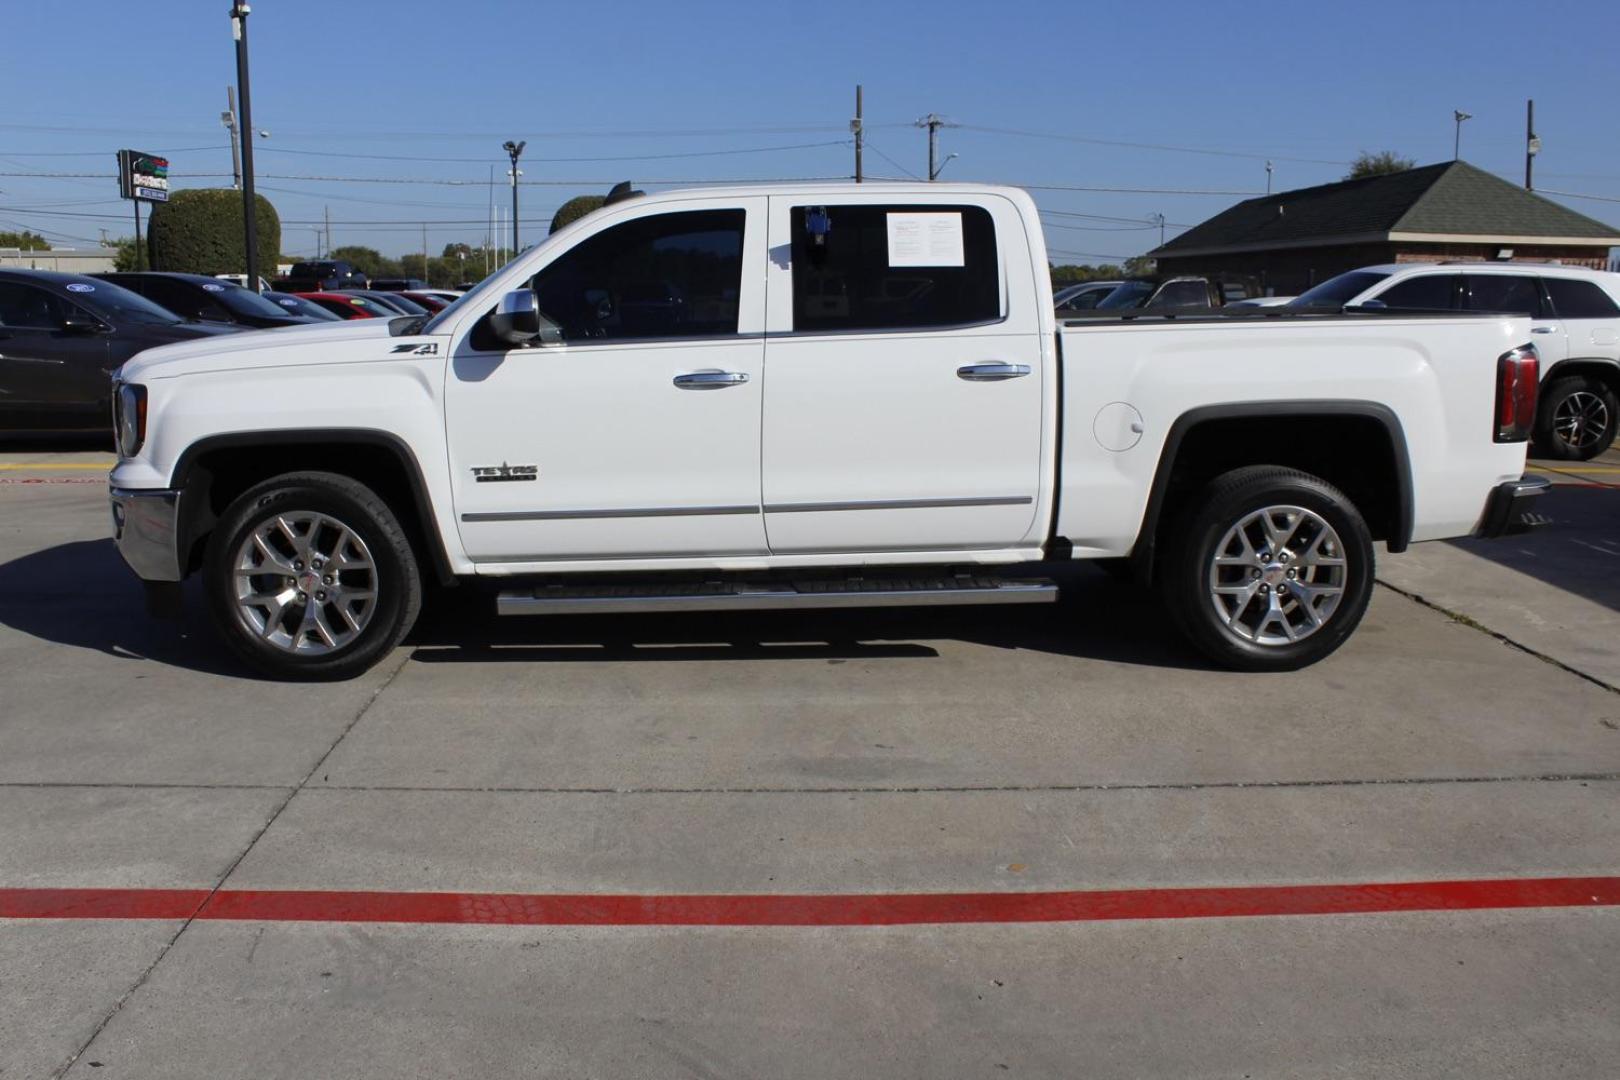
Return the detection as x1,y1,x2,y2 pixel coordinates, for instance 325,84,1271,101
0,888,208,920
4,877,1617,926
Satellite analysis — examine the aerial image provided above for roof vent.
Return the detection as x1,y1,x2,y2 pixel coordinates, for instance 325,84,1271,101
604,181,645,207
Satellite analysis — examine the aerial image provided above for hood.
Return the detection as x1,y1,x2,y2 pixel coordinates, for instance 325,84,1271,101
119,314,417,382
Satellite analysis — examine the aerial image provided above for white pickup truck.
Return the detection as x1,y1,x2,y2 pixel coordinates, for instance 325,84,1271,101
108,182,1548,680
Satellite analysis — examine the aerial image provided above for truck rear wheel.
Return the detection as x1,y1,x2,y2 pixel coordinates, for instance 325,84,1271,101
1163,466,1374,671
204,471,421,680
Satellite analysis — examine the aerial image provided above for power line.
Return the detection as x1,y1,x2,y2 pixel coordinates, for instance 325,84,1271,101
254,139,850,164
861,142,918,180
959,124,1349,166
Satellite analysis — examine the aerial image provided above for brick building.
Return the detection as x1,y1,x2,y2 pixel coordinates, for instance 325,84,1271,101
1150,161,1620,296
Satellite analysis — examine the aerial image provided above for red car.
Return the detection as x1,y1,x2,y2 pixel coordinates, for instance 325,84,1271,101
295,292,394,320
393,291,449,312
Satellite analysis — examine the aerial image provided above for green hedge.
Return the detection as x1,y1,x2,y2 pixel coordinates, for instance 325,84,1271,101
147,189,280,276
550,195,606,235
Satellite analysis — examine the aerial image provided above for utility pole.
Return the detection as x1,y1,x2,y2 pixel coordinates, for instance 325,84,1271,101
852,85,864,182
503,140,525,255
916,113,959,180
1525,99,1540,190
312,228,321,259
422,222,429,285
222,87,242,190
1151,212,1166,247
323,205,331,258
1453,109,1472,161
1265,160,1273,195
229,1,260,290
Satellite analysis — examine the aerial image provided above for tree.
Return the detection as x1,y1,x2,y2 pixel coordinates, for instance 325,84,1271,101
1345,151,1416,180
0,230,49,250
147,189,280,276
551,195,606,234
110,236,142,271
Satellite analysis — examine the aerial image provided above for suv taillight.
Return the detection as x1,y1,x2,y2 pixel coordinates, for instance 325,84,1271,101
1494,343,1539,443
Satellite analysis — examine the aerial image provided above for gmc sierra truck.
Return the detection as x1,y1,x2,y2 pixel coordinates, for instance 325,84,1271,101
107,182,1548,680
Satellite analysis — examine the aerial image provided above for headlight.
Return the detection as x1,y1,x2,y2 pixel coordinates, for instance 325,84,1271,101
117,383,148,457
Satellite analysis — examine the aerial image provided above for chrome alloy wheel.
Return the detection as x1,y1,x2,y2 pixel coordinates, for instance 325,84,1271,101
233,511,377,654
1207,505,1347,647
1553,390,1610,454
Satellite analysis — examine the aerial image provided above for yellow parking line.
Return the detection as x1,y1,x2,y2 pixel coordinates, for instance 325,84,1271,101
0,463,112,471
1528,465,1620,474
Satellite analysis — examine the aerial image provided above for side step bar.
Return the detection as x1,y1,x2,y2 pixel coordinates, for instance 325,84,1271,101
496,576,1058,616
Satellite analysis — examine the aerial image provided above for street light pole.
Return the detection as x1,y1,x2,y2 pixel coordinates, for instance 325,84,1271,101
1453,109,1472,162
230,2,260,291
503,140,525,255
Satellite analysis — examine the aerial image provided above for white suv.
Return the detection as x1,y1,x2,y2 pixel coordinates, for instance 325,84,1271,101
1293,263,1620,460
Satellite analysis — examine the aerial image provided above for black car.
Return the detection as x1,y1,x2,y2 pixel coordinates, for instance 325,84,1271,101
278,260,369,291
261,291,344,321
96,272,323,330
0,269,241,433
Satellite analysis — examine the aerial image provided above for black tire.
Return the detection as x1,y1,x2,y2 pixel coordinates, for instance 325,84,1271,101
1162,466,1374,672
1535,374,1618,462
204,471,421,680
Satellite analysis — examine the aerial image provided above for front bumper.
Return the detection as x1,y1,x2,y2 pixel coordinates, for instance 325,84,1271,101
1475,475,1552,539
109,486,183,581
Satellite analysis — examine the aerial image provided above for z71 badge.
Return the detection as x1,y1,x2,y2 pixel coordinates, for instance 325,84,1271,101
471,463,539,483
390,342,440,355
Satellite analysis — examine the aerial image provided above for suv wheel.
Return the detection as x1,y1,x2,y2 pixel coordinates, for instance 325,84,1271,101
205,471,421,680
1163,466,1374,671
1536,374,1618,461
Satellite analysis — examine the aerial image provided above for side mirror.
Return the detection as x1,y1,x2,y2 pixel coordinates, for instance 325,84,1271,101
489,289,562,347
60,313,106,335
1355,299,1388,310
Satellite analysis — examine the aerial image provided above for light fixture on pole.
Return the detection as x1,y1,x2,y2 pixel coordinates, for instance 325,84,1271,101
1525,99,1540,190
502,140,526,255
1453,109,1472,161
229,1,260,291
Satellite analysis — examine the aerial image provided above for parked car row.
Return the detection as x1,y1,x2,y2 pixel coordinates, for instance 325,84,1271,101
0,268,466,435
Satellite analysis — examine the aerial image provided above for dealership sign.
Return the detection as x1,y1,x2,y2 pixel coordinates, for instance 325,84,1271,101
117,149,170,203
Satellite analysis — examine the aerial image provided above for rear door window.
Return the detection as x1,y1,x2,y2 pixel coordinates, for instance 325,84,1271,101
1371,273,1458,310
789,204,999,332
1462,275,1545,317
1543,277,1620,319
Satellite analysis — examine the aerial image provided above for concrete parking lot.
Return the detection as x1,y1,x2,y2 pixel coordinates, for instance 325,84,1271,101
2,443,1617,1078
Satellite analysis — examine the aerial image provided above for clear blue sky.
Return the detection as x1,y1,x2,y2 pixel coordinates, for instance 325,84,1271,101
3,0,1618,262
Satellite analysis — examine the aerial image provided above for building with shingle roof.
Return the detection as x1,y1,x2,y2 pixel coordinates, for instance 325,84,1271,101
1150,161,1620,295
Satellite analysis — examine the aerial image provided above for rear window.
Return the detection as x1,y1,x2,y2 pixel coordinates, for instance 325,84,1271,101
1290,270,1391,309
790,204,999,332
212,283,299,318
1463,275,1545,317
1544,277,1620,319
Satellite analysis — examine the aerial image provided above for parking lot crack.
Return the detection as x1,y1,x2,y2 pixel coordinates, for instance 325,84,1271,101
48,647,415,1079
1377,578,1620,701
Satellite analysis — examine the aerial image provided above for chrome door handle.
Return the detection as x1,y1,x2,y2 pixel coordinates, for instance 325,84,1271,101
1530,326,1555,334
957,362,1031,381
673,370,750,390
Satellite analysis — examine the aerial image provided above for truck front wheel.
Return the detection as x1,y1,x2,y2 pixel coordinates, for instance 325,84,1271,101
204,471,422,680
1163,466,1374,671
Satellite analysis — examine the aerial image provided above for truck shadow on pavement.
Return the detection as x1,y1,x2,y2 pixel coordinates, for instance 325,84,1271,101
407,563,1207,671
0,540,1209,675
0,538,245,677
1439,484,1620,613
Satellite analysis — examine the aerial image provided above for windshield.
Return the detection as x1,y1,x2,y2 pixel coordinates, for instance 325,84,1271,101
211,283,301,319
372,292,430,315
74,280,183,326
265,292,341,321
1290,270,1391,309
1095,281,1155,310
